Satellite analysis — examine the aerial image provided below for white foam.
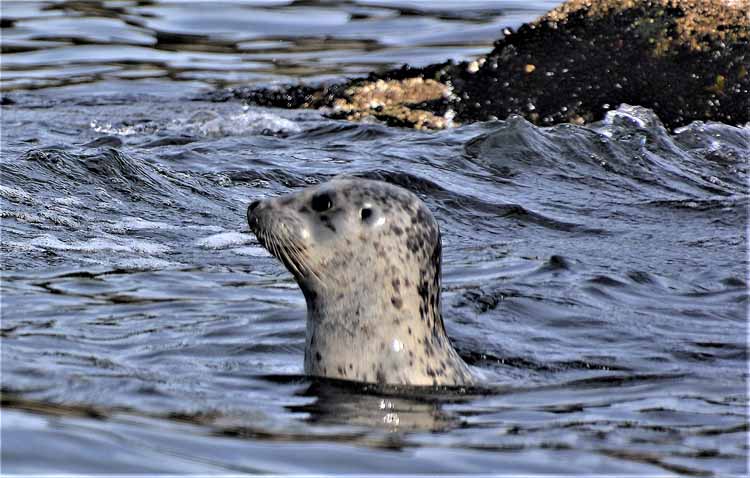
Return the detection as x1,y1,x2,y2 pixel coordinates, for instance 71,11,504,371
115,257,178,271
601,104,660,129
106,217,177,233
0,185,34,204
52,196,84,206
2,211,43,225
29,234,169,255
123,240,170,255
30,234,75,250
40,211,80,228
603,110,646,128
3,241,42,252
91,107,300,140
231,246,271,257
196,231,255,249
186,110,301,137
89,119,157,136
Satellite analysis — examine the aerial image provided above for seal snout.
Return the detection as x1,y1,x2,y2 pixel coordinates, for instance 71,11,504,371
247,199,264,230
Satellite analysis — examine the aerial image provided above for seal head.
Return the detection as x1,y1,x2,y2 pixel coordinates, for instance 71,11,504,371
248,178,475,386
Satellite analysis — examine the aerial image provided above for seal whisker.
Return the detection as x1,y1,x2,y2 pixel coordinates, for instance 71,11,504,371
288,241,325,284
275,230,321,285
270,230,305,279
285,242,309,277
284,247,307,280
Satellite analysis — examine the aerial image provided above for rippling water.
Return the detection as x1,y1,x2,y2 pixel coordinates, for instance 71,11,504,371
1,1,748,476
2,0,560,93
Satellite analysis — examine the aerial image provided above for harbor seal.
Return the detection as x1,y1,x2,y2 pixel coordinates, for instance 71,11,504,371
247,178,476,386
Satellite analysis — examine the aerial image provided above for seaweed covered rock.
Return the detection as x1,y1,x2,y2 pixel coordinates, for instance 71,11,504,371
449,0,750,128
214,0,750,130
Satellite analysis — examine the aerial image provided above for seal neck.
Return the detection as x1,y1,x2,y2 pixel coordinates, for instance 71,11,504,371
301,237,447,343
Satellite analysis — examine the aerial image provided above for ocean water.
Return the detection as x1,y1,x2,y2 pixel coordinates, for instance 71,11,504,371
1,1,748,475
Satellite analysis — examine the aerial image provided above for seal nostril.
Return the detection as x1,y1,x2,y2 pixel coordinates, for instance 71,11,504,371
248,200,261,213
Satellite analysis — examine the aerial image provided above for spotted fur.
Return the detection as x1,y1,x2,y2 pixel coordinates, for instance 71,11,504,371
247,178,476,386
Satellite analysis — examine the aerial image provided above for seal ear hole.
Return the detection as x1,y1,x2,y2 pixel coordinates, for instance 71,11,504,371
311,193,332,212
360,208,373,222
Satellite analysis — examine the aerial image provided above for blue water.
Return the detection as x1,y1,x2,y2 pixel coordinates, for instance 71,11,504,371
1,1,748,475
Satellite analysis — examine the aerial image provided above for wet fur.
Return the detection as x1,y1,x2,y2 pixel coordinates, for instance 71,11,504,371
248,178,476,386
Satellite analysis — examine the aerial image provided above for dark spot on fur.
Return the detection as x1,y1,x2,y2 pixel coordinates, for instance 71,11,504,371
391,278,400,291
407,237,420,253
315,352,322,361
417,282,429,301
391,296,403,309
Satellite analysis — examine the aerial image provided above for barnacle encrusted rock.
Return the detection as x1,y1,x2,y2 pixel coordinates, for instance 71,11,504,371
217,0,750,130
330,78,455,130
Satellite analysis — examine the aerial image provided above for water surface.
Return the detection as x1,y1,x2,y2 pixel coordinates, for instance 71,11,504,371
1,1,748,476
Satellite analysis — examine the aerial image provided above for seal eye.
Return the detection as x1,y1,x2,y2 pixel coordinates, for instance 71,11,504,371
360,208,373,222
311,193,332,212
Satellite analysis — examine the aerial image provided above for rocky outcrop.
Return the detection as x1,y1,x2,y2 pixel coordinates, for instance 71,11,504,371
213,0,750,130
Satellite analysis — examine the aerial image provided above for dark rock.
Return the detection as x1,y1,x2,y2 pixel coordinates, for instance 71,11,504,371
446,0,750,129
217,0,750,130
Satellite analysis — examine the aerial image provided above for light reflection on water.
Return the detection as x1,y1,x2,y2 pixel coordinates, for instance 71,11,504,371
1,0,559,92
